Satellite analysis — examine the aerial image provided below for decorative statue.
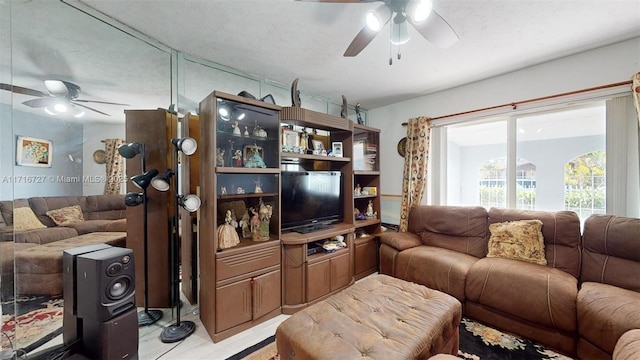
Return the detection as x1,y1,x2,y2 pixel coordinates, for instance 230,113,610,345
216,148,225,167
217,210,240,250
233,149,243,167
254,178,263,193
300,128,309,154
243,126,249,137
253,200,272,241
240,211,251,238
232,121,241,136
365,200,376,219
244,146,266,168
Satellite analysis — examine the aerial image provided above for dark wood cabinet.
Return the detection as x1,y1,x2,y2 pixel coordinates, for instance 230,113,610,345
198,91,282,342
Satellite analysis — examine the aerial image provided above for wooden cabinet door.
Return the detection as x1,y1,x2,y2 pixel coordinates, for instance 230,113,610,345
331,252,351,292
355,237,378,277
307,259,331,302
253,270,281,319
216,278,252,332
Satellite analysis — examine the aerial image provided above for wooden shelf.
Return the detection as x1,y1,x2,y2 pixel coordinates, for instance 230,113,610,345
215,167,280,174
280,152,350,163
281,223,355,245
354,218,381,229
217,192,277,200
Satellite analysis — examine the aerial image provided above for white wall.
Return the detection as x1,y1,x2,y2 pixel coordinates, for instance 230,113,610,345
368,37,640,197
82,123,126,196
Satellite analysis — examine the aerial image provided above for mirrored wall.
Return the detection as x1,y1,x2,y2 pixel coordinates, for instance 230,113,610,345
0,0,365,355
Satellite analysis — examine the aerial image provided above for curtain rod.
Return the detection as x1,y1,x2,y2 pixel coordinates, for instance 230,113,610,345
402,80,632,126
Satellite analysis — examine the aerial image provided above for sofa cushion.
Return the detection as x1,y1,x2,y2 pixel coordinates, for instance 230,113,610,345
13,227,78,245
83,194,126,220
407,205,488,258
29,196,85,227
46,205,84,226
63,220,121,235
13,207,47,231
466,257,578,333
487,219,546,265
488,208,581,278
0,199,30,225
581,214,640,292
577,282,640,355
395,245,479,303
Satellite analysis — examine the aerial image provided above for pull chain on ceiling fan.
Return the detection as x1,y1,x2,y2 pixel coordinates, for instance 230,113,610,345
299,0,458,61
0,80,129,117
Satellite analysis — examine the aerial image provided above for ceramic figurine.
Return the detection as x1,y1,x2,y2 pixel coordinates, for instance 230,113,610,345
253,201,272,241
217,210,240,250
365,200,375,218
243,126,249,137
233,121,241,136
233,149,243,167
254,178,263,193
240,211,251,238
216,148,225,167
221,186,227,195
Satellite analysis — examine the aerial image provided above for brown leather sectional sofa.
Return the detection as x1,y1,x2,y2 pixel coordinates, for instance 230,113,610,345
380,205,640,359
0,195,126,297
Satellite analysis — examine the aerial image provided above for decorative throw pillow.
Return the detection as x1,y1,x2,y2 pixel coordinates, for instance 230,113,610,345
487,219,547,265
13,207,47,231
46,205,84,226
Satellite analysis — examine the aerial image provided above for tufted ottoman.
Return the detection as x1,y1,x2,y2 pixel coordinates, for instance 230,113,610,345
276,274,462,359
15,232,126,295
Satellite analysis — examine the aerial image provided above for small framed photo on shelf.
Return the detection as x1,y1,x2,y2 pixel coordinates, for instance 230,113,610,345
332,142,343,157
243,144,267,168
312,140,324,155
282,128,300,152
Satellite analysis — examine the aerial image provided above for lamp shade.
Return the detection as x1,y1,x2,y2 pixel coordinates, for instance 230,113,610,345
131,169,159,190
151,169,173,192
124,192,144,207
117,142,144,159
172,137,198,156
179,194,201,212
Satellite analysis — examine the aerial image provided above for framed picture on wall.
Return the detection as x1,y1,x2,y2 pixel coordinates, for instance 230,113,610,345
16,136,53,167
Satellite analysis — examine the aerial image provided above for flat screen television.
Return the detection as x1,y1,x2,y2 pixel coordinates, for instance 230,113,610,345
281,171,344,233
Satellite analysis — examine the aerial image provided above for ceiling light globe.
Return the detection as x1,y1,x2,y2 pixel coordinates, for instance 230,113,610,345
54,103,68,113
365,5,391,32
410,0,433,24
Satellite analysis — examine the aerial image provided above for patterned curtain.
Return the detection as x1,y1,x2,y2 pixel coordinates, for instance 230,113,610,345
399,117,431,232
103,139,125,195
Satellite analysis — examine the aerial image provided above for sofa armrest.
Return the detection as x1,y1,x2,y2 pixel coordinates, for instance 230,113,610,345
380,231,422,251
614,329,640,360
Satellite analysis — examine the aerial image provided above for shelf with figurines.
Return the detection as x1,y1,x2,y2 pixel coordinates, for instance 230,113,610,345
216,196,279,252
280,126,350,163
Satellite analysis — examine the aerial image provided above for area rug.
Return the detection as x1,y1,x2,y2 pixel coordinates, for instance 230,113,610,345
226,317,574,360
1,295,64,354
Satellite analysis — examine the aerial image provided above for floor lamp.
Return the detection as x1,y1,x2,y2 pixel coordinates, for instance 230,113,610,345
118,142,164,326
152,137,200,343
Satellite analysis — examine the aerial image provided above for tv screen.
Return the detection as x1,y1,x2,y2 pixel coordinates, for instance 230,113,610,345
281,171,344,232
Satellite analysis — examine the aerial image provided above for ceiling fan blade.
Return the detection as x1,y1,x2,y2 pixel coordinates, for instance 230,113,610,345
22,98,56,108
0,83,49,97
74,99,130,106
409,10,459,49
73,102,111,116
295,0,374,3
344,24,384,57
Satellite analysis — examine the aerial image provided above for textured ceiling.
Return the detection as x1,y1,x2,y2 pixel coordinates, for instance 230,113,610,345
81,0,640,110
3,1,639,124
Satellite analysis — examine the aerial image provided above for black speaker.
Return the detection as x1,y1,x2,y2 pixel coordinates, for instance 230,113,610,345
76,246,136,322
82,306,139,360
63,243,113,345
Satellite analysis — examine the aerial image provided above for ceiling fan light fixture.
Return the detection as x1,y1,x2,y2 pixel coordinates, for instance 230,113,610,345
365,5,391,32
407,0,433,24
44,107,58,116
391,17,410,45
54,102,68,113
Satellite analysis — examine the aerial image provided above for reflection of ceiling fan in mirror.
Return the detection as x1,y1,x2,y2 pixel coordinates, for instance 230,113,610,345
299,0,458,63
0,80,129,117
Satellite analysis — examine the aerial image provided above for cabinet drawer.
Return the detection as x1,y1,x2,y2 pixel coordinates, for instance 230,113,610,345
216,244,281,281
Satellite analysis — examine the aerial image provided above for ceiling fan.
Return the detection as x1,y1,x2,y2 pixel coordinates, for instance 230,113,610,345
0,80,129,117
300,0,458,60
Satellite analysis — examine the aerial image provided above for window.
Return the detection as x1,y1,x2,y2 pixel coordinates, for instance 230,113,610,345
440,102,606,221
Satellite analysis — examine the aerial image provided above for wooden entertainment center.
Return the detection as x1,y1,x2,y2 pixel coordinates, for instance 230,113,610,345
195,91,381,342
